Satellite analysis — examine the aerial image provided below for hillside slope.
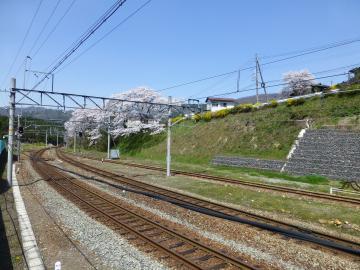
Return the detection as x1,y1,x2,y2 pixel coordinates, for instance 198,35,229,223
118,91,360,164
0,106,72,121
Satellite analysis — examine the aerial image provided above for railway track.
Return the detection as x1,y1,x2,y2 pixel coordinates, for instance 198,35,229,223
78,154,360,205
56,149,360,258
31,149,256,270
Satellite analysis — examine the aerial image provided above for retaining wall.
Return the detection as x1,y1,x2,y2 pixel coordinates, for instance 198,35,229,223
283,129,360,181
212,156,285,171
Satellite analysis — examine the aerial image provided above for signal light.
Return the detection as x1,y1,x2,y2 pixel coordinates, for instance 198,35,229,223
18,126,24,134
78,131,83,137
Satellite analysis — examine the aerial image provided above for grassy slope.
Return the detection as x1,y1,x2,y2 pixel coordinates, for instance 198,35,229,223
118,92,360,164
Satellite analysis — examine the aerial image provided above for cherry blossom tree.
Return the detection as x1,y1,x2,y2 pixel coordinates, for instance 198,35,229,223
64,87,169,144
282,69,316,97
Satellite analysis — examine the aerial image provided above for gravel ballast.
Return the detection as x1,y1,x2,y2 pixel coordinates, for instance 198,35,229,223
52,153,360,270
22,155,168,270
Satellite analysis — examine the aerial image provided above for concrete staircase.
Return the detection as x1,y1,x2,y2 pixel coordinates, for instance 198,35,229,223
283,129,360,181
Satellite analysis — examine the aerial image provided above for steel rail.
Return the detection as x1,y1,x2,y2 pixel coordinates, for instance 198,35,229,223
56,149,360,257
31,149,256,270
79,155,360,205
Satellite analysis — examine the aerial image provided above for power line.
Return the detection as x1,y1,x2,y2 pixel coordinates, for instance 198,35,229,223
27,0,62,57
192,72,348,100
156,37,360,92
32,0,128,90
187,73,236,99
157,70,240,92
264,63,360,84
260,37,360,60
55,0,153,74
32,0,77,59
43,0,129,72
0,0,44,88
260,39,360,67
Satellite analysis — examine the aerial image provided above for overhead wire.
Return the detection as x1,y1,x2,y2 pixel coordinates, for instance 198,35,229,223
27,0,62,57
183,72,236,99
155,37,360,93
0,0,44,88
42,0,124,71
182,61,359,101
260,37,360,60
32,0,128,90
260,63,360,84
31,0,77,59
192,72,348,100
55,0,153,74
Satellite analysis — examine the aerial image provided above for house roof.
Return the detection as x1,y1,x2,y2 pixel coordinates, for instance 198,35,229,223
205,97,237,103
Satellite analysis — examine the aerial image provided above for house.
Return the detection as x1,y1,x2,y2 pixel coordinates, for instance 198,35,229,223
205,97,237,112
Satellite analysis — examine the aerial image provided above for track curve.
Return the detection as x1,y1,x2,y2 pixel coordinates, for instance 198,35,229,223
56,149,360,257
31,148,257,270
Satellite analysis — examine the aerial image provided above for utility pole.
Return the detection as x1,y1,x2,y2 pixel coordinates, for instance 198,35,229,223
23,56,31,90
56,130,59,146
51,73,54,92
7,78,16,187
45,129,48,147
17,115,21,161
255,54,259,103
166,96,172,177
107,116,111,159
256,56,268,102
73,132,76,153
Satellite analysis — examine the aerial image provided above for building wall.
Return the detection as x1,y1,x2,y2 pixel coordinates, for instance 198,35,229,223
207,102,235,112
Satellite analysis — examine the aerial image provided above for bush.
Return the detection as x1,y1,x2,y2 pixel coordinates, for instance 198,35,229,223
254,102,262,107
171,115,184,124
269,99,278,108
212,109,230,119
286,98,305,107
230,103,253,114
202,111,212,122
193,114,201,122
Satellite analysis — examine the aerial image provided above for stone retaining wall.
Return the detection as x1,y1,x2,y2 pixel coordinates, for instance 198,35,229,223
212,128,360,182
212,156,285,171
283,129,360,181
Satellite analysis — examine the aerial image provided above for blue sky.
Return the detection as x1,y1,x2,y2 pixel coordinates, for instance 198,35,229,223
1,0,360,106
